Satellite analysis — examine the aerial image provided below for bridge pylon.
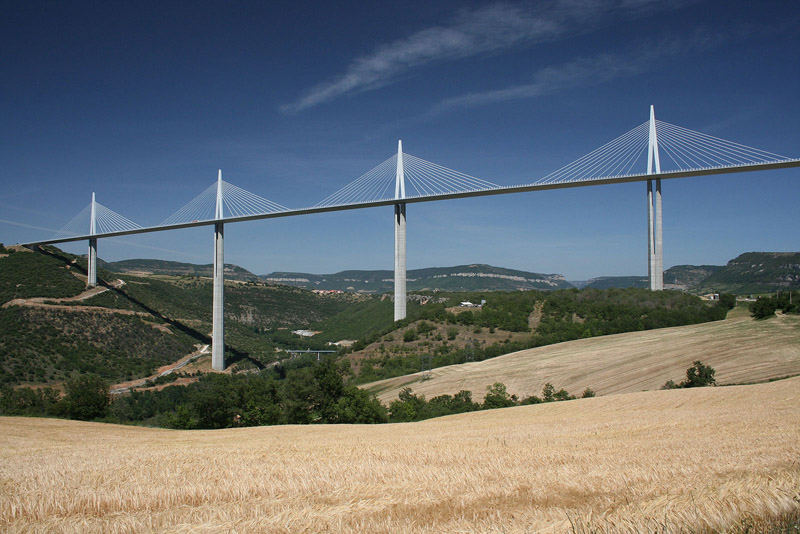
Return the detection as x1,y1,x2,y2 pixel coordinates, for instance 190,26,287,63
212,170,225,370
87,192,97,288
394,140,407,321
647,105,663,291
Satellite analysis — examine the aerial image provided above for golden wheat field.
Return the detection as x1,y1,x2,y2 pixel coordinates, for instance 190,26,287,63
366,307,800,403
1,376,799,533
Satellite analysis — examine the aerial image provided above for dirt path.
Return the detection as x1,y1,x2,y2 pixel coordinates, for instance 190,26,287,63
110,344,210,394
2,283,173,334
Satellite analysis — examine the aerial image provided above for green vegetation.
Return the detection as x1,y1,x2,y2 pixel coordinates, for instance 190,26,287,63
2,357,387,428
387,381,592,422
662,361,716,389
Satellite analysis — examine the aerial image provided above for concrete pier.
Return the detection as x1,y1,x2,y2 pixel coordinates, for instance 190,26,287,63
654,178,663,290
394,203,406,321
211,171,225,370
394,140,407,321
87,192,97,288
647,106,663,291
87,238,97,288
212,221,225,370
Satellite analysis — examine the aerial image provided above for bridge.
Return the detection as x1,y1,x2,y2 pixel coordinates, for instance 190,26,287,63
18,107,800,370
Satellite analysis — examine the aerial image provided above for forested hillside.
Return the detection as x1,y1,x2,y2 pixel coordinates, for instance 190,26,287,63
0,247,387,385
342,288,732,384
100,258,260,281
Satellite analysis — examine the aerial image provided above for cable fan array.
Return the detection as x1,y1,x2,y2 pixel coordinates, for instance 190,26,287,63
54,200,142,239
314,153,500,208
160,179,288,226
533,120,792,186
47,115,795,242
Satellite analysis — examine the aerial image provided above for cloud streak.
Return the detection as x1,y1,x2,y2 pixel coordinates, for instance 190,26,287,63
432,31,725,113
281,1,681,113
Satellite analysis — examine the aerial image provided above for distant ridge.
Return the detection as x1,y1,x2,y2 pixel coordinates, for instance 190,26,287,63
98,252,800,294
581,252,799,293
264,264,572,292
100,258,260,281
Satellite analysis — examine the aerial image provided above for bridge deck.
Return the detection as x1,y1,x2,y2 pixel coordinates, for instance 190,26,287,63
21,158,800,247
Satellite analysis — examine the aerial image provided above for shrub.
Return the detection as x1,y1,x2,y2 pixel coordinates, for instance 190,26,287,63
750,298,777,319
403,328,418,342
662,361,716,389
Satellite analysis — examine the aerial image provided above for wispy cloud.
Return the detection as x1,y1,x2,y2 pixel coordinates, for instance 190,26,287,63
431,31,725,113
281,1,683,113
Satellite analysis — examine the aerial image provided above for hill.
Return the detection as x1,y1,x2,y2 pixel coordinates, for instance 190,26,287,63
580,252,799,293
264,264,572,292
698,252,800,293
363,305,800,403
2,377,798,532
99,258,260,281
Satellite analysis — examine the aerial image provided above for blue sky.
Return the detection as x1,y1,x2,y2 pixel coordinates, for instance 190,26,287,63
1,0,798,279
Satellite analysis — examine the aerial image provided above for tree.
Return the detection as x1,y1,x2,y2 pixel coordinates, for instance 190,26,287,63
62,373,110,420
482,382,517,409
389,388,427,422
541,383,555,402
683,360,716,388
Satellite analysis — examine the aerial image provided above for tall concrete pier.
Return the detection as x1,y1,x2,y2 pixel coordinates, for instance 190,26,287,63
87,192,97,288
647,105,663,290
394,140,407,321
212,171,225,370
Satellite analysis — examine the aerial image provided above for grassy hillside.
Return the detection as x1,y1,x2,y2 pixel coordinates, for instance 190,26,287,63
2,377,798,532
265,264,572,292
364,305,800,402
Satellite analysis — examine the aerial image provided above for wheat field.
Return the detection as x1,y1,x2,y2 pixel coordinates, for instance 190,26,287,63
366,308,800,403
1,376,799,533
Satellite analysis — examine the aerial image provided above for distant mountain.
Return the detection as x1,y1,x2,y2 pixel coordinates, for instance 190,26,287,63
263,264,573,292
100,258,260,282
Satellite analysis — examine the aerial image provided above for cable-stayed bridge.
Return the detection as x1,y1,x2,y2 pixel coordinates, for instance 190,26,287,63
18,107,800,370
